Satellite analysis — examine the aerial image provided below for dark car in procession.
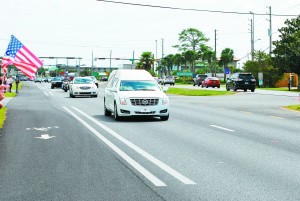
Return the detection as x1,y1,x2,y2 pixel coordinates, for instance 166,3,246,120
51,77,63,89
226,72,256,92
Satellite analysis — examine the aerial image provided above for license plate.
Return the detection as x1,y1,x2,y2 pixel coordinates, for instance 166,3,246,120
245,82,248,84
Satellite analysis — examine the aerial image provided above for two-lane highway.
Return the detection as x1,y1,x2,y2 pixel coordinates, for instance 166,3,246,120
1,81,299,201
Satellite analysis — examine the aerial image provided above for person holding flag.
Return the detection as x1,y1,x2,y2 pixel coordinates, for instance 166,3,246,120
1,35,43,80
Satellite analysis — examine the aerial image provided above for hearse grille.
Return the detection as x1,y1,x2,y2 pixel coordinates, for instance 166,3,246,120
130,98,159,106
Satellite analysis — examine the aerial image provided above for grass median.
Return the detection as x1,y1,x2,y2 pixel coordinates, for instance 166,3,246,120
166,88,235,96
284,105,300,112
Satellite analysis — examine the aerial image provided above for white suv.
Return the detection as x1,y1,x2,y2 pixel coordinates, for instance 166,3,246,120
104,70,169,121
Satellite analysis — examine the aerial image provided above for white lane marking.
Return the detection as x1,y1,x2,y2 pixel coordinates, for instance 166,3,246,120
48,92,54,96
240,110,251,114
271,116,285,119
63,107,166,187
44,92,49,96
210,125,235,132
72,106,196,185
35,134,56,140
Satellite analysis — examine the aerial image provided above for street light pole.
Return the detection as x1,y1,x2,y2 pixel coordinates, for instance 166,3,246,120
109,50,112,72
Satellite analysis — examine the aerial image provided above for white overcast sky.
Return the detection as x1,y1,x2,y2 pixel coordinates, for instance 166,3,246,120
0,0,299,68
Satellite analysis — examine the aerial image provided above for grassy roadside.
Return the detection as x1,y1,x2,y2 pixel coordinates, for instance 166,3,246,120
258,87,300,92
0,82,23,128
284,105,300,112
0,107,6,128
166,88,235,96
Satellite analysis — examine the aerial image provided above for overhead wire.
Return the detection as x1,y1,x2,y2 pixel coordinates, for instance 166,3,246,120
96,0,299,17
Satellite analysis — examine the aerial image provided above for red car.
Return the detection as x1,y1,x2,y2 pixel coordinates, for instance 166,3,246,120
201,77,220,88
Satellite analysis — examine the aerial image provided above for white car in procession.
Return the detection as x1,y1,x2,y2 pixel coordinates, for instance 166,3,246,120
104,69,169,121
69,77,98,98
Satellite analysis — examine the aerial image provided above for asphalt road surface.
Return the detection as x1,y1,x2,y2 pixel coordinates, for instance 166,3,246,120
1,81,299,201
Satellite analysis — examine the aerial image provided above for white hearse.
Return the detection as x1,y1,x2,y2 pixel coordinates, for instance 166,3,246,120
104,69,169,121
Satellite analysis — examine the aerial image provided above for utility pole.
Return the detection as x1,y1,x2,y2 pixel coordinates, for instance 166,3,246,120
155,40,158,72
91,50,94,75
249,18,254,60
109,50,112,72
132,50,134,69
161,38,164,76
268,6,272,55
214,29,217,77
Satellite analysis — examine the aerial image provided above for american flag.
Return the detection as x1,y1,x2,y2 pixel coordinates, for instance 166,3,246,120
1,35,43,79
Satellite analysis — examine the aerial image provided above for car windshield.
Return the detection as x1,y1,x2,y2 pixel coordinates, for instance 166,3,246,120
239,74,254,79
53,77,62,81
74,78,93,84
119,80,160,91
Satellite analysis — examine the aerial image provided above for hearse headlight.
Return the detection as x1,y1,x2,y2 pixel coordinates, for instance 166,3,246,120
162,95,169,105
119,96,127,105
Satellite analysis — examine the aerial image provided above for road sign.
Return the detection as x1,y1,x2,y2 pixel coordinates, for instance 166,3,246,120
258,72,263,86
177,72,193,76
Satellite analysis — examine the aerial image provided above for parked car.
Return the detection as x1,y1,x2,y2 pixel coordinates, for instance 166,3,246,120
85,76,99,88
51,77,63,89
201,77,220,88
104,69,169,121
69,77,98,98
162,76,175,86
193,74,208,86
34,77,42,83
226,72,256,92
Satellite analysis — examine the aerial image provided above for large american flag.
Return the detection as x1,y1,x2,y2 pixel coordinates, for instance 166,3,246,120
1,35,43,79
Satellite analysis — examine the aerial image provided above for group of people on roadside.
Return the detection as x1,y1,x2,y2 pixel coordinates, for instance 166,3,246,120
0,75,19,109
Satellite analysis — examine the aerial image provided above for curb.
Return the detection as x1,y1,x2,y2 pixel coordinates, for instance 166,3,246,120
1,97,13,107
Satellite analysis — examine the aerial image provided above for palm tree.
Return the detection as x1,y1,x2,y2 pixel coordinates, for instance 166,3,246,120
184,50,198,73
201,45,216,76
140,52,155,71
173,53,183,71
219,48,234,81
163,54,174,75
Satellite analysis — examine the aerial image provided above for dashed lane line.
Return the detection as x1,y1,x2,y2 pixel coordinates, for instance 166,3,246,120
72,106,196,185
210,125,235,132
63,107,166,187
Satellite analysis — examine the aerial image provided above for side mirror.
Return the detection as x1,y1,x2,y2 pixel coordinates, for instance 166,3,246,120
162,86,169,92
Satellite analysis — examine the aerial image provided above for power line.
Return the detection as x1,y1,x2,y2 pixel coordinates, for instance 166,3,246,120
96,0,298,17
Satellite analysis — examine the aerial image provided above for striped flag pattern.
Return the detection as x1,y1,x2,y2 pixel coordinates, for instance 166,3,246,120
1,35,43,79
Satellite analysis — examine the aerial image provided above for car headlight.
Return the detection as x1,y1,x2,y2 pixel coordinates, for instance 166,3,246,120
74,86,80,89
119,96,127,105
162,95,169,105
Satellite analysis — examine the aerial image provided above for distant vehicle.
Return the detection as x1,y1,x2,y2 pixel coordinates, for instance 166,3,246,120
100,76,108,81
162,75,175,86
201,77,220,88
193,74,208,86
69,77,98,98
153,77,160,84
226,72,256,92
20,76,28,81
34,77,42,83
104,69,169,121
85,76,99,88
61,77,70,92
51,77,63,89
41,77,49,82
